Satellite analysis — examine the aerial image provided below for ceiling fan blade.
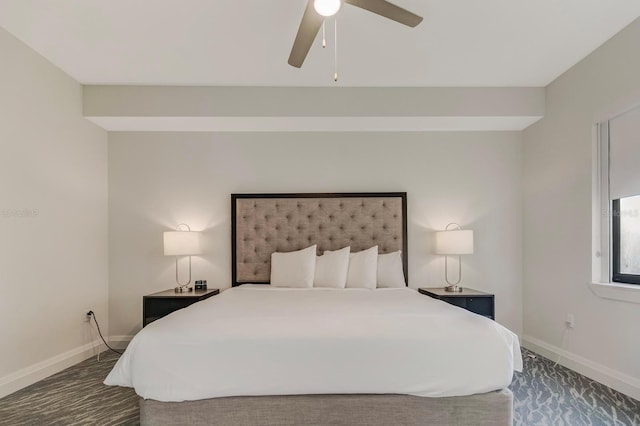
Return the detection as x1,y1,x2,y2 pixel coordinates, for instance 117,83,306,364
288,0,324,68
344,0,423,27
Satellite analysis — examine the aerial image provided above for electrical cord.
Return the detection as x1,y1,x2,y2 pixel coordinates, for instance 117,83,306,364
87,311,123,355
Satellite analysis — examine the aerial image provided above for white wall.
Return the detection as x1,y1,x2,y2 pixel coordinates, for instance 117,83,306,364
523,18,640,398
0,29,108,397
108,131,523,340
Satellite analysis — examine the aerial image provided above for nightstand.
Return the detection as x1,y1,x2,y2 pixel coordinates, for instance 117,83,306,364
143,288,220,327
418,287,494,320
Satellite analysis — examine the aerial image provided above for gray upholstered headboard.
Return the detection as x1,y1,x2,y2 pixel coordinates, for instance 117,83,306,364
231,193,408,286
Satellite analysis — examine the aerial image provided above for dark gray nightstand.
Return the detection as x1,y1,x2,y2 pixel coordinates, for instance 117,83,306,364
143,288,219,327
418,287,495,320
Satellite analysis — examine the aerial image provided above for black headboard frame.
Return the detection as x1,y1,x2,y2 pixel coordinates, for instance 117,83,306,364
231,192,408,287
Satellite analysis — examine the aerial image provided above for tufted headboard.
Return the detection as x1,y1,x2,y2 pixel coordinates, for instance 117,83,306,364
231,192,407,287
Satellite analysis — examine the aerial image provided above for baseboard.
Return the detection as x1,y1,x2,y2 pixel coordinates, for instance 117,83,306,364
109,335,134,350
0,340,106,399
522,335,640,401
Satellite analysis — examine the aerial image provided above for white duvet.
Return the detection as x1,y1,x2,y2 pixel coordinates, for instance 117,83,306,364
105,286,522,402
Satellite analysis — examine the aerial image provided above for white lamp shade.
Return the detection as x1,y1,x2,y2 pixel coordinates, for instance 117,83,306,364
163,231,202,256
435,229,474,255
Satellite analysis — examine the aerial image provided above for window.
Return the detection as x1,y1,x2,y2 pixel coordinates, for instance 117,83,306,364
601,105,640,286
612,196,640,284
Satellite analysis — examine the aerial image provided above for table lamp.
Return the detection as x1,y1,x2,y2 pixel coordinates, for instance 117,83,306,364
164,224,202,293
435,223,474,292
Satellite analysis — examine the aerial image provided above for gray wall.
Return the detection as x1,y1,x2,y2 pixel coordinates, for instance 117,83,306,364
108,131,523,340
523,18,640,399
0,28,108,397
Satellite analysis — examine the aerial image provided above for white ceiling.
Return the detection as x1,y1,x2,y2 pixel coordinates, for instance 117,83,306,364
1,0,639,87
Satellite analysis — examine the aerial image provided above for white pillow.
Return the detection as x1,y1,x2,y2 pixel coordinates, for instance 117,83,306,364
377,251,406,288
314,246,351,288
270,245,317,288
346,246,378,289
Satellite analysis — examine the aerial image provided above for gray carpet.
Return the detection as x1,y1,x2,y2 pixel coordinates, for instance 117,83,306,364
0,352,137,426
0,348,638,425
511,350,640,426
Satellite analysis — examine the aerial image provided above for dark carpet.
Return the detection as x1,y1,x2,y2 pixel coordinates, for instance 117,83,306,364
0,348,638,425
510,350,639,425
0,352,137,425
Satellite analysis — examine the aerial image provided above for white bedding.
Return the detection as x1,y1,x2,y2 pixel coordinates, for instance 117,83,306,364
105,286,522,402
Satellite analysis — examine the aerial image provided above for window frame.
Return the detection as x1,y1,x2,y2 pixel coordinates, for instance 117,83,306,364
590,114,640,303
611,198,640,285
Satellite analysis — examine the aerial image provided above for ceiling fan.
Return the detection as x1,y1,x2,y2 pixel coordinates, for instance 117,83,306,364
288,0,423,68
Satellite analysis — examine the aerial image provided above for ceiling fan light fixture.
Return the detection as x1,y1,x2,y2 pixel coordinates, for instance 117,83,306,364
314,0,342,17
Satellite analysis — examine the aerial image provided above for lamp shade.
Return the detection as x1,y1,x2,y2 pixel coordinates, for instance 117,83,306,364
163,231,202,256
435,229,474,255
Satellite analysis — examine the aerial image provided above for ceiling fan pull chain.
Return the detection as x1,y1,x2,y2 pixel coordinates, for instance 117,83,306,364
322,21,326,48
334,18,338,82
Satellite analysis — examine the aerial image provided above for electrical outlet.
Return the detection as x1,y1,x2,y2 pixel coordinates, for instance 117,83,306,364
85,311,92,323
565,314,575,329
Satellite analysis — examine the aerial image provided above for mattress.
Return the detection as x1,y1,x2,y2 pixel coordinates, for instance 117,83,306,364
105,286,522,402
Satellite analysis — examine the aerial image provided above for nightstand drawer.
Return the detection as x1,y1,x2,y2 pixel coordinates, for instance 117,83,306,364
467,297,493,317
445,297,468,309
418,288,495,320
143,288,220,327
145,299,193,320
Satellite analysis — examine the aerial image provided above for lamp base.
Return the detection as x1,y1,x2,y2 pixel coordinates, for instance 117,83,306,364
444,285,463,292
174,286,193,293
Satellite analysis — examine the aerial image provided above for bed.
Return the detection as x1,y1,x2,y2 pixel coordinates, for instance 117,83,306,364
105,192,521,425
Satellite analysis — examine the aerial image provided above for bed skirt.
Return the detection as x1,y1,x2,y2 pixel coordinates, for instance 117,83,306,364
139,389,513,426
